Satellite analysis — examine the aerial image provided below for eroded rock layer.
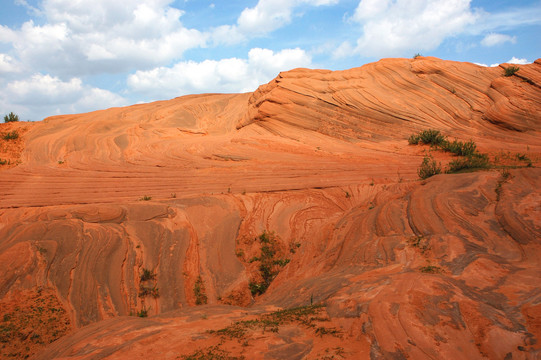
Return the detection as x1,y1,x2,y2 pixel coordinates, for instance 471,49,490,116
0,57,540,359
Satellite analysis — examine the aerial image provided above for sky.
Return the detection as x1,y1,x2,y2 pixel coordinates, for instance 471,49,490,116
0,0,540,121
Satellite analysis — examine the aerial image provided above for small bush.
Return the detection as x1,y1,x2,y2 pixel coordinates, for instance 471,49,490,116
3,131,19,140
136,309,148,318
418,129,446,146
408,134,421,145
0,159,6,165
3,112,19,123
419,265,442,273
504,66,520,77
515,153,530,162
441,139,477,156
194,276,208,305
446,154,489,173
140,268,156,282
140,195,152,201
249,231,290,296
418,155,442,179
413,53,422,59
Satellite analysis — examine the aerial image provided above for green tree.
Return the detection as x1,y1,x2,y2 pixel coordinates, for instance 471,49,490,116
3,112,19,123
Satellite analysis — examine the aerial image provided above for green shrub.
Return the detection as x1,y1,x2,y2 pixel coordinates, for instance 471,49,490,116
3,131,19,140
504,66,519,77
408,134,421,145
249,231,290,296
441,139,477,156
446,154,489,173
419,265,442,273
418,155,442,179
418,129,446,146
3,112,19,123
136,309,148,318
194,276,207,305
140,268,156,281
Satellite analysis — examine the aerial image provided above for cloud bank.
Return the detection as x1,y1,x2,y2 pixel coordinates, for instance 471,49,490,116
349,0,477,57
128,48,312,99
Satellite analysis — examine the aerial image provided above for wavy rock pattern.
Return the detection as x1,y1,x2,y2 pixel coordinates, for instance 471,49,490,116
0,57,540,359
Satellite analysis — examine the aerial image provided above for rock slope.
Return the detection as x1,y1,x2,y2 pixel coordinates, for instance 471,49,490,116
0,57,540,359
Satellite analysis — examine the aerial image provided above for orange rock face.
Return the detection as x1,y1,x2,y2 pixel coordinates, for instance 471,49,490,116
0,57,540,359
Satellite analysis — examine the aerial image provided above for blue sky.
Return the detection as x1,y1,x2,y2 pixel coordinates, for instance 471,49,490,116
1,0,540,121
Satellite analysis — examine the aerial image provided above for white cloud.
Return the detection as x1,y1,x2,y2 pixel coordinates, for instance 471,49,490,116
127,48,312,99
0,54,22,73
3,0,207,77
506,57,529,65
0,74,127,120
468,5,541,34
481,33,516,47
474,62,500,67
475,58,531,67
212,0,339,44
349,0,477,57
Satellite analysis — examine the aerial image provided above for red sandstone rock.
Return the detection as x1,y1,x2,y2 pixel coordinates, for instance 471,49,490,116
0,57,539,359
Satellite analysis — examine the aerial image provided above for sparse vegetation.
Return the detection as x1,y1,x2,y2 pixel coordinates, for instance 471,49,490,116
139,285,160,299
413,53,422,59
181,304,342,359
289,242,301,254
180,346,243,360
138,267,159,314
407,129,523,178
441,139,477,157
194,276,208,305
137,308,149,318
0,287,71,359
408,130,478,156
408,129,445,146
0,159,6,165
2,131,19,140
418,155,441,179
419,265,443,274
140,268,156,282
140,195,152,201
209,304,339,340
3,112,19,123
408,235,430,254
408,134,421,145
446,154,490,173
315,347,346,359
248,231,290,296
503,66,520,77
495,169,512,201
515,153,533,167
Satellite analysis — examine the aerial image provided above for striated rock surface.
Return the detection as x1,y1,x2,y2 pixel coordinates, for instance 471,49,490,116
0,57,540,359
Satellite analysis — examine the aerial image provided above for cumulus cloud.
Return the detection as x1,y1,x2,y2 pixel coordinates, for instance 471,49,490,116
349,0,477,57
0,74,127,120
481,33,516,47
474,57,531,67
3,0,207,77
127,48,312,99
0,54,22,74
506,57,530,65
212,0,339,44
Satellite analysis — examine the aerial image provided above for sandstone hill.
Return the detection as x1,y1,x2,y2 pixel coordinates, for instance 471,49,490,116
0,57,540,359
